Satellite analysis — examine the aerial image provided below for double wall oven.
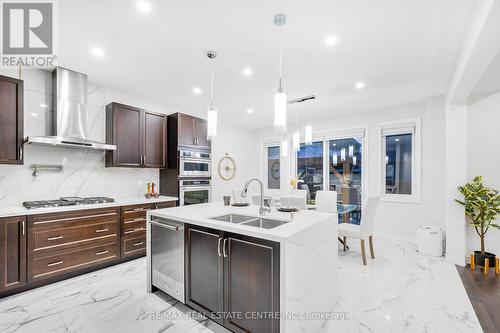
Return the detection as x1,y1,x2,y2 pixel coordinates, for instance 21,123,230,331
178,150,211,206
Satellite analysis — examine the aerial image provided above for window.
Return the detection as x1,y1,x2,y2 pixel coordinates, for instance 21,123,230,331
381,119,420,202
296,141,323,199
384,133,412,194
267,146,280,189
329,137,363,224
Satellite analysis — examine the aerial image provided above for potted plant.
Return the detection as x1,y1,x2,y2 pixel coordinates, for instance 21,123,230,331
456,176,500,267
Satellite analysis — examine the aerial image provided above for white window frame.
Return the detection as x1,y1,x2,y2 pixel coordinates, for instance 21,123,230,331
261,138,283,192
380,118,421,203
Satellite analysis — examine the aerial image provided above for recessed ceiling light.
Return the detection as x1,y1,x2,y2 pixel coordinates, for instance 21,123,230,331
324,35,338,47
193,87,202,95
136,0,152,13
242,68,252,76
355,82,365,90
247,108,253,114
39,103,48,108
90,47,105,57
395,138,400,142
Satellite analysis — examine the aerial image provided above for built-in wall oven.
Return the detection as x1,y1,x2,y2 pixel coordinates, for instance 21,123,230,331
150,216,185,303
179,150,211,178
179,179,211,206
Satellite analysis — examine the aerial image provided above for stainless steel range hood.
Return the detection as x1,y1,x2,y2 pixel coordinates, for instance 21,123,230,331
25,67,116,151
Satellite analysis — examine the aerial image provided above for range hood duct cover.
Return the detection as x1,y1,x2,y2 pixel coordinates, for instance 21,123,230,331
25,67,116,151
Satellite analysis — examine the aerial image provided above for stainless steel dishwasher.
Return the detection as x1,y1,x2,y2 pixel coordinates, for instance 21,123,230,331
150,216,185,303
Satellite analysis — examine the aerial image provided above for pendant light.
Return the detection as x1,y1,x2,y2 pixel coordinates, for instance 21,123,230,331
273,14,287,132
304,123,312,145
281,136,289,158
206,51,218,138
292,105,300,151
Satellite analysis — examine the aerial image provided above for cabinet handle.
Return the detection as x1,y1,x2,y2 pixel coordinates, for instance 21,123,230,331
48,236,64,241
47,260,63,267
133,241,144,247
124,217,145,224
223,239,228,258
21,220,25,236
217,238,222,257
19,147,23,160
95,228,109,233
96,250,109,256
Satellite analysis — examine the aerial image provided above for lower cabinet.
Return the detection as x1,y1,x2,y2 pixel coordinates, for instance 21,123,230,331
0,216,26,292
185,224,280,333
27,207,120,283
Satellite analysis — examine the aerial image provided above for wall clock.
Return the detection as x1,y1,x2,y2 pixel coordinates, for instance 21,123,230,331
217,153,237,181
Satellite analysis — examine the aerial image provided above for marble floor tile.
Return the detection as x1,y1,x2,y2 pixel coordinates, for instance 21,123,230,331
0,238,483,333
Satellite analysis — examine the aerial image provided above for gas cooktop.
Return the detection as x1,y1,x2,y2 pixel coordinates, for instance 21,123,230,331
22,197,115,209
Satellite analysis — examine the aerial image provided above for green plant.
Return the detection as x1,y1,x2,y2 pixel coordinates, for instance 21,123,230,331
455,176,500,255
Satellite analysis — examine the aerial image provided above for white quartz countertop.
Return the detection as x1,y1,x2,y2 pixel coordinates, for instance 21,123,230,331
148,201,337,242
0,196,178,218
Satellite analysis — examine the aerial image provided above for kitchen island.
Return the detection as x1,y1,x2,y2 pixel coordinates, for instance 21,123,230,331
146,202,338,333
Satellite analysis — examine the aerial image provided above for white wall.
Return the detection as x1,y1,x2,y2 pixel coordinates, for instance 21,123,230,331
467,91,500,256
0,68,250,208
210,121,258,202
253,97,447,241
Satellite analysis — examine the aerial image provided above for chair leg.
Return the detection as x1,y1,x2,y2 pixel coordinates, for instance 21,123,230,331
360,239,367,265
343,237,347,252
369,235,375,259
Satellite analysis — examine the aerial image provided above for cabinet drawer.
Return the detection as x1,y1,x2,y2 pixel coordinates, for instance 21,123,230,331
29,241,118,282
29,207,120,229
122,221,146,236
32,221,118,252
121,204,154,218
153,201,176,209
121,234,146,257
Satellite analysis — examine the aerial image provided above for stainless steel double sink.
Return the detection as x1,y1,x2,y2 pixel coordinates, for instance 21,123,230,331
210,214,288,229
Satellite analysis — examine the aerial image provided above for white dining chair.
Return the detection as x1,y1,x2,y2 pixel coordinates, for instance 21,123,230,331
315,190,338,213
337,196,380,265
252,194,273,207
293,189,308,198
280,196,307,210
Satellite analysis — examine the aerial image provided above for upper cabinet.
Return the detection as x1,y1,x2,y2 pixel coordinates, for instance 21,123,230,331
105,103,166,168
0,75,24,165
169,113,211,151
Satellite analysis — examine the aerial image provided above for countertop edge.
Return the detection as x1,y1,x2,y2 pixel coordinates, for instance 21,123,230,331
0,196,178,218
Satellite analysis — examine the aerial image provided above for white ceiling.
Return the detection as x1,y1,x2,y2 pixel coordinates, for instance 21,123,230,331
58,0,476,129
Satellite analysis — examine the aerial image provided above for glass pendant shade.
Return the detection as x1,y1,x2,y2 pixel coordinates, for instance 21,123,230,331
304,124,312,145
353,156,357,165
281,137,288,158
332,153,338,166
207,106,218,138
341,148,346,161
274,89,287,131
349,145,354,157
292,130,300,151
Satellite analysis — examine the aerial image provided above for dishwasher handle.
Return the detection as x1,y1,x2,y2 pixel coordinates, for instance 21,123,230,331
149,220,184,231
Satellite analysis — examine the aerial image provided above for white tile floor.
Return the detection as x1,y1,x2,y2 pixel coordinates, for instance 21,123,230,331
0,238,482,333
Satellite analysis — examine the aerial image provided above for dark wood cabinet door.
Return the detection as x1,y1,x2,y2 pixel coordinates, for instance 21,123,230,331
224,234,280,333
194,118,210,149
143,111,166,168
107,103,143,167
0,75,23,165
185,225,224,324
0,216,26,292
177,113,195,147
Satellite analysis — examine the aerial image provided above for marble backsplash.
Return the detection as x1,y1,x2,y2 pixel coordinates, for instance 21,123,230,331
0,68,175,207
